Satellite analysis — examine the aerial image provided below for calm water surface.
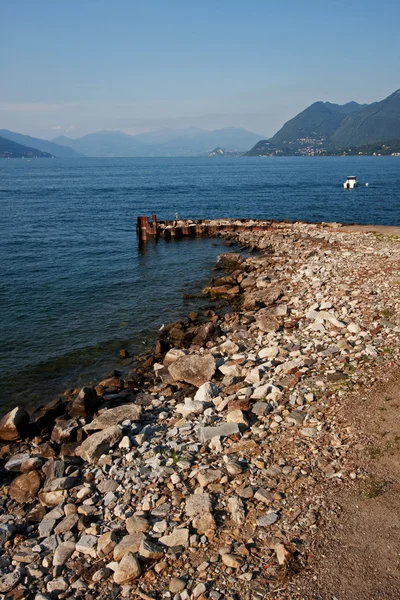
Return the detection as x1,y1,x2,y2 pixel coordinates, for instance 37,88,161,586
1,156,399,412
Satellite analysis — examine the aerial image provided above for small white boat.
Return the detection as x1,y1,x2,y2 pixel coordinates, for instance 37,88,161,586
344,175,358,189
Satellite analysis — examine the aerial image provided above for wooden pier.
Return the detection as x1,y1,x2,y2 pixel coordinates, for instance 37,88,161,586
136,215,273,242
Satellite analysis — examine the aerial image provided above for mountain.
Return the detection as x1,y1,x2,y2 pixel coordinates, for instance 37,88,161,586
53,130,147,157
270,100,365,147
331,89,400,147
0,130,84,158
54,127,266,157
204,147,244,157
0,136,53,158
245,139,284,157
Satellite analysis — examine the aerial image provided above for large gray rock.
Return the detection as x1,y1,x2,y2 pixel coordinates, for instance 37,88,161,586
84,404,142,432
198,422,239,442
0,407,29,441
168,354,216,387
75,425,123,463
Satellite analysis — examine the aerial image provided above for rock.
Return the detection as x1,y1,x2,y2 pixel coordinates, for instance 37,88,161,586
192,511,216,534
194,382,219,402
76,534,98,558
53,541,76,566
168,354,216,387
113,553,141,584
254,488,273,504
287,410,306,426
38,518,56,538
226,410,248,425
0,523,16,546
69,386,99,418
54,514,79,534
139,539,164,560
0,406,29,441
0,571,21,593
159,527,189,547
300,427,317,438
9,470,41,503
85,405,142,431
92,568,111,582
4,453,43,472
256,511,280,526
43,476,79,492
252,401,269,417
176,399,206,419
38,490,66,507
197,469,222,488
51,418,79,444
126,515,149,534
258,346,279,359
192,322,221,346
216,252,243,272
75,425,123,463
219,362,243,377
163,348,187,366
186,492,213,516
274,543,290,565
228,495,245,525
98,531,118,557
221,553,245,569
169,578,186,593
113,534,144,561
198,423,239,442
193,582,207,598
256,315,280,333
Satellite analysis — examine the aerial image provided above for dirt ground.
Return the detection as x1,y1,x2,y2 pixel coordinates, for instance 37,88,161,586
292,371,400,600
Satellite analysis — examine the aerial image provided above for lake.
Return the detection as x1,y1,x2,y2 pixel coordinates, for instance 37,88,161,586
1,156,399,412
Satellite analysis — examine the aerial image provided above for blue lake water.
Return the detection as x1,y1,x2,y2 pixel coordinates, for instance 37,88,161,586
0,156,399,412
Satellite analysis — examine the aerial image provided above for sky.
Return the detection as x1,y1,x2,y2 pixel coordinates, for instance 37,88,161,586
0,0,399,139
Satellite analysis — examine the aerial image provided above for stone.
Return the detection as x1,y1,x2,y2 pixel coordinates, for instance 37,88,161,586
92,568,111,582
43,476,79,492
169,578,186,593
274,543,290,565
197,469,222,488
254,488,273,504
193,582,207,598
300,427,317,438
126,515,149,534
9,470,41,503
75,425,123,463
139,539,164,560
168,354,216,387
47,578,68,593
51,418,79,444
98,531,118,557
256,511,280,526
194,381,219,402
198,423,239,442
256,315,280,333
0,571,21,593
192,322,221,346
54,514,79,534
192,512,216,534
287,410,306,426
113,534,144,561
69,386,99,418
0,523,16,545
113,553,141,584
228,495,245,525
38,518,56,538
53,541,76,566
226,410,248,425
252,401,269,417
176,399,206,419
85,404,142,431
258,346,279,359
5,453,43,473
186,492,213,516
0,406,29,441
221,553,245,569
163,348,187,366
38,490,66,507
76,534,98,558
159,527,189,547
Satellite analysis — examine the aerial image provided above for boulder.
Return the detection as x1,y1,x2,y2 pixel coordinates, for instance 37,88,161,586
191,322,221,347
0,406,30,441
84,405,142,432
75,425,123,463
5,453,43,473
168,354,216,387
69,387,99,418
9,470,41,503
51,418,79,444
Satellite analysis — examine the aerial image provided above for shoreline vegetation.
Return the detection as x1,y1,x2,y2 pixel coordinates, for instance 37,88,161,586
1,219,400,598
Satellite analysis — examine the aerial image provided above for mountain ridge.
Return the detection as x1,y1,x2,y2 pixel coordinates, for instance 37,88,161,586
0,136,53,158
0,130,84,158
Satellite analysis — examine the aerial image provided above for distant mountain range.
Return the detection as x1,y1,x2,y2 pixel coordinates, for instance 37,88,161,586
0,135,53,158
52,127,265,157
0,130,83,158
247,89,400,156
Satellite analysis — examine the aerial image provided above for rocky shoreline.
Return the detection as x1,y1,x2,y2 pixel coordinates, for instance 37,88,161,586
1,220,400,600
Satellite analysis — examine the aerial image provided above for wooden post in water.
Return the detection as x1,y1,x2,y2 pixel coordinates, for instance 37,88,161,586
137,216,149,242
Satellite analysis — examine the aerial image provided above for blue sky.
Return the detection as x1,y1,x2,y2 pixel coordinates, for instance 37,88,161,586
1,0,399,138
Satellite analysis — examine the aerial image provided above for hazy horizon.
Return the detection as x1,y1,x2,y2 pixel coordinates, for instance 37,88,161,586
1,0,399,140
